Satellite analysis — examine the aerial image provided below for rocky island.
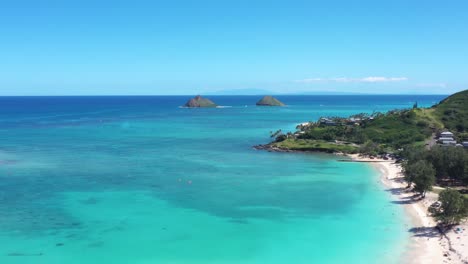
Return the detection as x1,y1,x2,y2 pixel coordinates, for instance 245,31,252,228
256,96,285,106
184,95,217,108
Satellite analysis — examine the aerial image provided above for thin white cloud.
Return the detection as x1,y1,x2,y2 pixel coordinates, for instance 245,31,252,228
416,83,447,88
360,77,408,82
296,77,409,83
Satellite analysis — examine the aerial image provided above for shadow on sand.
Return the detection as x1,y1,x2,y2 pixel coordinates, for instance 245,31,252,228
408,226,442,238
390,193,423,204
385,182,422,204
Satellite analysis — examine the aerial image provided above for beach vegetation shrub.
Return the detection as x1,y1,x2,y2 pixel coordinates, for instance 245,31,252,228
429,189,468,226
403,160,436,195
412,164,436,197
275,134,287,142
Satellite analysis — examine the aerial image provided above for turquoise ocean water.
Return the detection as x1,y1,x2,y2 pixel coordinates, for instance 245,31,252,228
0,95,445,264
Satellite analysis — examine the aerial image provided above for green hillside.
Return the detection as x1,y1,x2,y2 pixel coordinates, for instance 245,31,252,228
432,89,468,136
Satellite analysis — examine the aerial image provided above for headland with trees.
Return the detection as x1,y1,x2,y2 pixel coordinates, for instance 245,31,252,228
256,90,468,228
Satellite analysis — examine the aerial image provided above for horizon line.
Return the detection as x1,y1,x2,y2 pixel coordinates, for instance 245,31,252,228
0,93,451,97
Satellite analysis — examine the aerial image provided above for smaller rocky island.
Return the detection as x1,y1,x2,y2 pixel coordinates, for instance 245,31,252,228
256,96,285,106
184,95,217,108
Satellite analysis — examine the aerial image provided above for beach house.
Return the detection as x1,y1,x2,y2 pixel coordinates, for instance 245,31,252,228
440,131,454,138
346,117,362,125
441,140,457,146
438,137,455,142
319,118,337,126
437,131,457,146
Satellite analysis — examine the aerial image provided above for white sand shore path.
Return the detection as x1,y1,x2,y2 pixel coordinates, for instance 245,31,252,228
348,154,468,264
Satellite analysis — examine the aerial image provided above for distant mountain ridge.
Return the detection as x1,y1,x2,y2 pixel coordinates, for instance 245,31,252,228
210,89,273,95
209,89,364,95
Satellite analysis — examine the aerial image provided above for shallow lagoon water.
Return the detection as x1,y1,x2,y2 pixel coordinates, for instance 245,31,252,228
0,95,445,263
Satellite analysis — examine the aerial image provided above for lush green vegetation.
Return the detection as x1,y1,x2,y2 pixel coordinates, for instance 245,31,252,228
403,160,436,197
271,138,359,153
433,89,468,134
429,189,468,226
271,90,468,154
401,145,468,225
401,145,468,185
295,109,436,151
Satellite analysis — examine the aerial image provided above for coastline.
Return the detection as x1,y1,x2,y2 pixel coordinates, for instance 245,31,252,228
348,154,468,264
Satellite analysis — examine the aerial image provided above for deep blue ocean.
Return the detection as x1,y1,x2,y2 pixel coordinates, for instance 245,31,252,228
0,95,446,264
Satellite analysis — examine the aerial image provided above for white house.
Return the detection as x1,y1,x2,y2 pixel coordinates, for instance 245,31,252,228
319,118,337,126
440,131,454,138
438,137,454,142
442,140,457,146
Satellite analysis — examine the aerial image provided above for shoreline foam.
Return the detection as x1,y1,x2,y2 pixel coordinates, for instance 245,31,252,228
348,154,468,264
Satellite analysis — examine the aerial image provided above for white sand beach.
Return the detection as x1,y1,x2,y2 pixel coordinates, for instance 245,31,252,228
348,154,468,264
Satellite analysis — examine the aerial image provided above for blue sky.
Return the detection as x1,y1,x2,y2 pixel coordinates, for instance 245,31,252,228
0,0,467,95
